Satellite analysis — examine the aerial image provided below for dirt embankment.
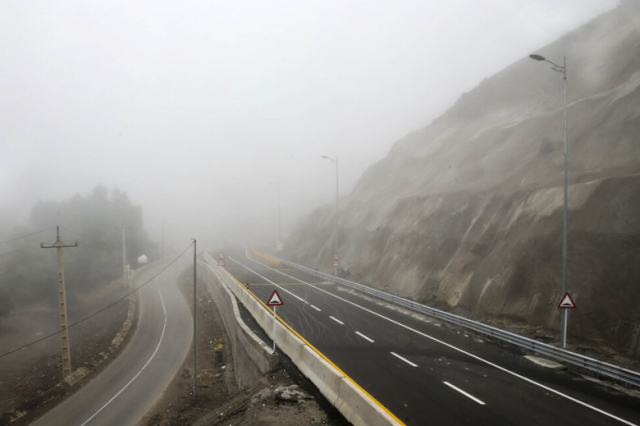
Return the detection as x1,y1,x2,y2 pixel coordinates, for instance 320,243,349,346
0,277,137,426
140,268,347,426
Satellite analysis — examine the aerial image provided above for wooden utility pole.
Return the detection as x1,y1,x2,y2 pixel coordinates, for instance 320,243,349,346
161,220,165,259
41,226,78,379
191,238,197,396
122,225,128,286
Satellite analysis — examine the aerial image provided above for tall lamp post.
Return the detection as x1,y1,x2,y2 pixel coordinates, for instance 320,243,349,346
530,54,569,348
322,155,339,275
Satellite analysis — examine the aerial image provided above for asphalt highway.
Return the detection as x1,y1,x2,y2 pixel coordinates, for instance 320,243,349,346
223,247,640,426
30,257,193,426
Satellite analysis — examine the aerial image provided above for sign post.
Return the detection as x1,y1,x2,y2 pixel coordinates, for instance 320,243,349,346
267,290,284,352
557,292,576,348
333,254,340,271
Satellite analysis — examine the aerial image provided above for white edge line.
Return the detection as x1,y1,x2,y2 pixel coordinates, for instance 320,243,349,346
330,316,344,325
356,331,375,343
247,254,638,426
443,381,486,405
391,352,418,367
80,279,168,426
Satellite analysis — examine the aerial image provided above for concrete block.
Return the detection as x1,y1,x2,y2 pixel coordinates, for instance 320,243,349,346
335,378,402,426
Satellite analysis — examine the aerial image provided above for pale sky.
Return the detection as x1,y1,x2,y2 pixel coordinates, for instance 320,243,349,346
0,0,618,249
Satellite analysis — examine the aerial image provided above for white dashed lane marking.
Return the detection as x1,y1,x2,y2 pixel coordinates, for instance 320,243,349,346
391,352,418,367
444,382,486,405
330,316,344,325
356,332,374,343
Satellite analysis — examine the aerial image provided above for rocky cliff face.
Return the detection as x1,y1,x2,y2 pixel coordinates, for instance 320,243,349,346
286,2,640,357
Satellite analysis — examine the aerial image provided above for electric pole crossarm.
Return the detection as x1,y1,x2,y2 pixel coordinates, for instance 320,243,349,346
40,242,78,248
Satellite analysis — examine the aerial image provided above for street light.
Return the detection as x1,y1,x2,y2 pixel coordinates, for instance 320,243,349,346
321,155,339,275
530,53,569,348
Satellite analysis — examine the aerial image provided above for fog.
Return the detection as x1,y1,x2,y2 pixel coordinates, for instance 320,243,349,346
0,0,618,251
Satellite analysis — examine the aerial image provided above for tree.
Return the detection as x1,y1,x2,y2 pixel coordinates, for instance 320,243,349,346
0,186,157,308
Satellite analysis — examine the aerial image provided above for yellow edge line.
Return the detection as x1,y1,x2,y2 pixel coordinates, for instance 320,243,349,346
245,283,334,286
221,260,407,426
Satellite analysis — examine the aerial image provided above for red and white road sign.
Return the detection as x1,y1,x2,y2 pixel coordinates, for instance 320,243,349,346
218,252,225,260
218,259,225,266
333,260,340,268
333,254,340,261
558,293,576,309
267,290,284,306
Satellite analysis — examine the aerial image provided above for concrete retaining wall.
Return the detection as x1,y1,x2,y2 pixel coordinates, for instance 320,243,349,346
207,252,402,426
200,257,279,391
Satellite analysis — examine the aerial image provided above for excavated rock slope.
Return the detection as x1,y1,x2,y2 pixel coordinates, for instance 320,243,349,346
287,2,640,357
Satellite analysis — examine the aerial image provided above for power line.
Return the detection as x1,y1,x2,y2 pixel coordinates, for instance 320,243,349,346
0,241,194,359
0,227,54,246
69,239,103,251
0,245,35,258
59,226,92,238
60,227,130,251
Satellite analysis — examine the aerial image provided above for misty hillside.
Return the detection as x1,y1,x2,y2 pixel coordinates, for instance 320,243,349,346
0,186,157,315
286,2,640,357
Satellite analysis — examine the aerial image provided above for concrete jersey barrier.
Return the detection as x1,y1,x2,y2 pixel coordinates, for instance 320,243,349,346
200,257,278,390
206,252,403,426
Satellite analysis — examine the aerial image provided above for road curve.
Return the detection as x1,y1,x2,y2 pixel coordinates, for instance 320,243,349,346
30,258,193,426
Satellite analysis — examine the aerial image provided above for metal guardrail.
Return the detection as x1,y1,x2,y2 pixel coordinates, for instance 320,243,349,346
276,257,640,389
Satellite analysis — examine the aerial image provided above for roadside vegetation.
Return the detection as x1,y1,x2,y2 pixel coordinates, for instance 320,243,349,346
0,185,157,317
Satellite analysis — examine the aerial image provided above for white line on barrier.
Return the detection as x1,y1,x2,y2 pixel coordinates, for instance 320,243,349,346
80,279,168,426
246,253,639,426
391,352,418,367
198,259,276,355
311,305,322,312
443,382,485,405
356,332,375,343
330,316,344,325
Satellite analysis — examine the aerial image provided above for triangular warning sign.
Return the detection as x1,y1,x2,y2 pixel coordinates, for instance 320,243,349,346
558,293,576,309
218,252,225,259
333,260,340,267
267,290,284,306
333,254,340,261
218,260,225,266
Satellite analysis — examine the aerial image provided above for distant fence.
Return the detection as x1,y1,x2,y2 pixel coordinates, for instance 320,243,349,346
257,252,640,389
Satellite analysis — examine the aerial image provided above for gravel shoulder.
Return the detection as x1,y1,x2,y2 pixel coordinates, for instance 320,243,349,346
0,277,138,426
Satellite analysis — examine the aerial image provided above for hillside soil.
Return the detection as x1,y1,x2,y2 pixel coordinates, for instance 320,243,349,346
286,1,640,361
139,268,348,426
0,278,136,426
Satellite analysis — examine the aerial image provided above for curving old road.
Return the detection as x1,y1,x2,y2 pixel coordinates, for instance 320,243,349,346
30,257,193,426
